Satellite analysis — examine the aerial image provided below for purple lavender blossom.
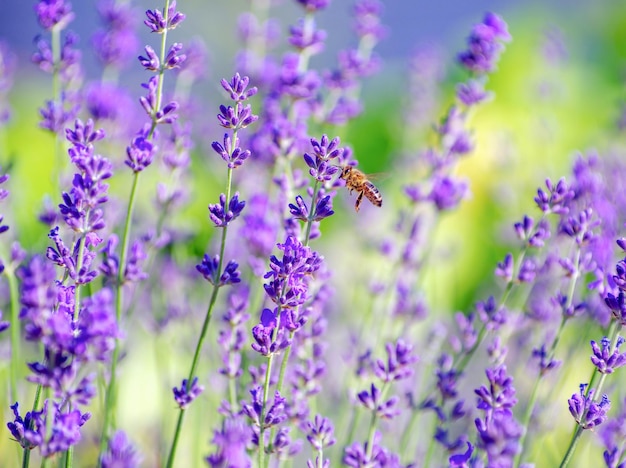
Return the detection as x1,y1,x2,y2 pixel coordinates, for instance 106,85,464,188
343,432,396,467
532,344,561,375
535,178,574,215
206,416,252,467
196,255,241,286
353,0,387,42
429,175,469,211
7,400,90,457
456,78,492,106
495,253,514,282
568,384,610,429
605,291,626,326
100,430,143,468
212,134,251,169
303,135,343,182
139,76,180,124
305,414,336,451
125,135,156,172
0,167,9,236
242,387,288,430
39,99,80,134
475,296,507,331
357,383,400,419
295,0,330,12
172,377,205,409
35,0,75,30
288,18,327,55
144,0,186,33
449,441,474,467
0,42,17,124
251,308,291,356
599,398,626,468
92,0,139,70
590,336,626,374
373,339,418,382
263,236,323,309
474,410,521,464
457,12,511,74
208,193,246,227
474,365,518,413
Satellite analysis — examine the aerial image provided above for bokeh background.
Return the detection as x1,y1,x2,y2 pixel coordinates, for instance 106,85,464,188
1,0,626,466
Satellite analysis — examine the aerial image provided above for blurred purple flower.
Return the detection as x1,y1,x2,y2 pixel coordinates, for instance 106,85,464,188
100,430,143,468
457,12,511,74
35,0,74,30
206,416,252,467
93,0,139,70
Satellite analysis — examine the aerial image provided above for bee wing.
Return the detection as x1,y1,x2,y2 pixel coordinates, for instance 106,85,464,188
361,171,389,182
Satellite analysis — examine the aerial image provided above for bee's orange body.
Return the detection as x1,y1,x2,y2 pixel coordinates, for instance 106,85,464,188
339,166,383,212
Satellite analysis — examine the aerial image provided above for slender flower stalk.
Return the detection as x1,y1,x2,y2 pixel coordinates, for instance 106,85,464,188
99,1,184,459
166,73,257,468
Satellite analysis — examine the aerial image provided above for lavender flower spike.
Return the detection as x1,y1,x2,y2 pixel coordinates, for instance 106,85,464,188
568,384,610,430
172,377,205,409
590,336,626,374
100,431,143,468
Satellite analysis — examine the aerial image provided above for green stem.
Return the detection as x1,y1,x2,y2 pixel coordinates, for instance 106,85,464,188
516,243,582,467
166,159,234,467
72,235,86,322
559,425,583,468
259,354,275,468
364,411,378,460
336,407,359,466
364,382,389,460
303,179,321,246
6,268,20,404
98,171,140,460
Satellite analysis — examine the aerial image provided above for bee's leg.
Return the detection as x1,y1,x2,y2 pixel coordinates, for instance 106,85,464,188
355,191,364,212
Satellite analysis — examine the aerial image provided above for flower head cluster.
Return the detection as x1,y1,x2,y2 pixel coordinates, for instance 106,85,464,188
205,416,252,467
7,400,90,457
0,166,9,236
217,287,251,380
263,236,323,310
208,193,246,228
0,42,17,125
13,253,117,455
457,12,511,74
216,73,259,131
172,377,205,409
92,0,139,70
303,135,343,182
100,431,143,468
473,365,521,465
144,0,186,33
139,76,179,126
32,0,82,134
568,384,610,430
599,397,626,468
35,0,75,31
61,119,112,233
590,336,626,374
196,254,241,287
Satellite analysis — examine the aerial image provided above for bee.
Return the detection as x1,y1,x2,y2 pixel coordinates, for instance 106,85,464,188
339,165,383,212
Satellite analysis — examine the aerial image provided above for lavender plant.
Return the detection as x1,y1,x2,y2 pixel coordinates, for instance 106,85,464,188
3,1,626,467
